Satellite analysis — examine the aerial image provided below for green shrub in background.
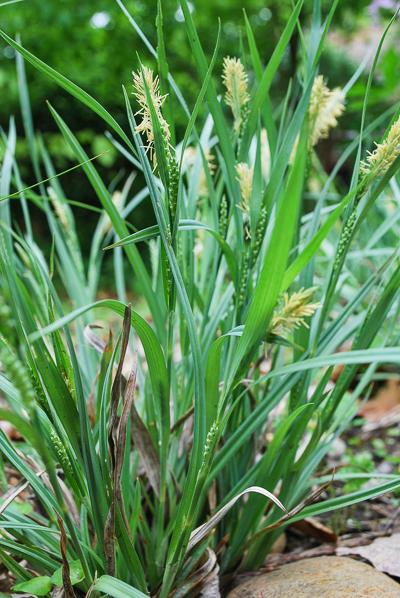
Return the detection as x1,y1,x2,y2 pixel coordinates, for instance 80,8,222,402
0,0,371,126
0,1,374,173
0,0,391,252
0,1,400,596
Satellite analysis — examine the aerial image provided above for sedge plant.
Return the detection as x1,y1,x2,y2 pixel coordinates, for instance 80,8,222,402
0,1,400,596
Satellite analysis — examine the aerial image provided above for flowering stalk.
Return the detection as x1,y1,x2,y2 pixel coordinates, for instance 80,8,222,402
133,66,179,310
182,147,215,197
251,206,268,266
222,57,250,137
219,195,228,238
333,115,400,278
236,162,253,217
0,340,35,409
308,75,345,148
271,288,320,336
291,75,345,164
237,249,250,311
132,66,171,165
360,115,400,179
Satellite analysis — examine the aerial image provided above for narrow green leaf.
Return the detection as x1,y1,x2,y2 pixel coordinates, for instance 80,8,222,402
94,575,149,598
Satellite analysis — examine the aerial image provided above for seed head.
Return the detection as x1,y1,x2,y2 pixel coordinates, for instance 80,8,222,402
182,146,215,196
238,252,250,310
219,195,228,237
271,288,320,335
50,429,73,474
222,57,250,133
309,75,345,147
251,205,268,265
249,129,270,182
48,186,69,230
0,301,14,343
132,66,170,162
236,162,253,214
201,421,218,469
0,341,35,408
360,115,400,177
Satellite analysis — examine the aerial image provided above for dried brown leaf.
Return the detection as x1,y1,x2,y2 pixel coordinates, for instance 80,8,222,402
248,480,332,546
110,304,132,435
0,469,45,515
174,549,220,598
359,379,400,423
57,515,77,598
338,533,400,577
188,486,287,553
105,366,137,575
83,324,107,353
291,517,337,543
131,402,160,498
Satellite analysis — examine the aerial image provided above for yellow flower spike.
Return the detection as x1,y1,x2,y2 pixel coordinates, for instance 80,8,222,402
271,287,321,336
182,146,215,196
222,56,250,133
290,76,345,163
48,186,69,230
132,66,170,163
360,115,400,178
236,162,253,215
309,75,345,147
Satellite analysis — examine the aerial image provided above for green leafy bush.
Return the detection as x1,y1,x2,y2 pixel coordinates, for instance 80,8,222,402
0,1,399,596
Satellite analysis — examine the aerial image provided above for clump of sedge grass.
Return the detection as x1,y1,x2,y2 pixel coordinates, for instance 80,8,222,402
0,2,399,597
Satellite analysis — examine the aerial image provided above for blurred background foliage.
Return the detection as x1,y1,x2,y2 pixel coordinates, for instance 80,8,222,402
0,0,399,255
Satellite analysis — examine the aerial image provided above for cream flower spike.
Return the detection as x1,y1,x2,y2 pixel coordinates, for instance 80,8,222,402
271,288,321,335
360,115,400,178
101,191,125,236
48,186,69,230
309,75,345,147
236,162,253,214
182,147,215,196
222,57,250,133
132,66,170,162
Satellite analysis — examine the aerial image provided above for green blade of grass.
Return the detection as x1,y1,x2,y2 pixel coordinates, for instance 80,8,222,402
239,0,304,157
46,103,165,338
229,125,308,388
93,575,149,598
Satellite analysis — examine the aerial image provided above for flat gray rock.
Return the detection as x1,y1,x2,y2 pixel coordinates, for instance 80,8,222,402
227,556,400,597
